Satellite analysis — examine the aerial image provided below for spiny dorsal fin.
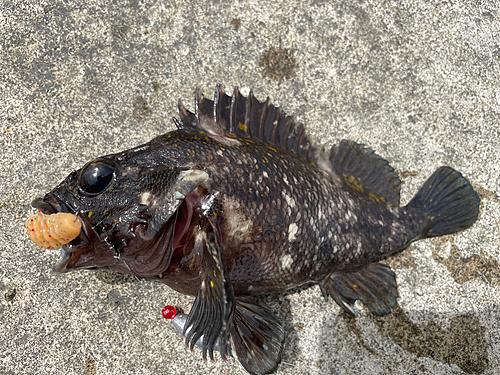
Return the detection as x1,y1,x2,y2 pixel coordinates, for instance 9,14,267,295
329,140,401,205
174,84,322,164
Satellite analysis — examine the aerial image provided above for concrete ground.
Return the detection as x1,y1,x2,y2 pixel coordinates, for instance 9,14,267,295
1,0,499,374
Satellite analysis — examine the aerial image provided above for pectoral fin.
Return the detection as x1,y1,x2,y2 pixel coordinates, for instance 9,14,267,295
183,216,235,361
232,298,285,375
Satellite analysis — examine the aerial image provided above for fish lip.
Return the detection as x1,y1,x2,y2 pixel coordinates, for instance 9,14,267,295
31,197,59,214
32,193,93,273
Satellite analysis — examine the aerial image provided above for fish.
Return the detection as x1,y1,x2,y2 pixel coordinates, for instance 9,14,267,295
29,84,480,375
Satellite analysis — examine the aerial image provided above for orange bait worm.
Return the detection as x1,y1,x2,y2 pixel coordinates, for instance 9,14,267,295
25,211,82,250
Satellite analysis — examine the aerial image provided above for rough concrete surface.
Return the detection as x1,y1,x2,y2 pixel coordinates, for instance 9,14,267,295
1,0,499,374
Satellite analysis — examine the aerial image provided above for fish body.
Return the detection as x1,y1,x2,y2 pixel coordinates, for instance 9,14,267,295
31,85,480,375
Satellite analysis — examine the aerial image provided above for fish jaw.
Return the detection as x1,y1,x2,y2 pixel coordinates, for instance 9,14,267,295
31,194,118,273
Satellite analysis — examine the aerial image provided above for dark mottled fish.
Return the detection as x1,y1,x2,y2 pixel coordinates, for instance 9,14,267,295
30,85,480,375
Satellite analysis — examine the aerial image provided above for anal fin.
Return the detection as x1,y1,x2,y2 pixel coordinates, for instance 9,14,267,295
232,298,285,375
319,263,399,317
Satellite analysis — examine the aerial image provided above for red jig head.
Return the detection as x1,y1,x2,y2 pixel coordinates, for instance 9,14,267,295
162,305,219,352
162,305,177,320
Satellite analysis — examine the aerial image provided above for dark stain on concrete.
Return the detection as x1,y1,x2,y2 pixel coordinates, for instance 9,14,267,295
385,248,417,270
4,287,16,302
341,310,377,355
371,306,489,374
106,289,130,308
84,356,97,375
398,170,419,179
456,182,497,228
231,18,241,31
133,96,152,120
111,24,128,39
473,183,500,203
259,45,298,82
432,237,500,287
294,322,305,332
472,183,499,221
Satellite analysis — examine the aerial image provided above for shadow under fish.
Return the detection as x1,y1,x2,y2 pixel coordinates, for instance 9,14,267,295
28,85,480,375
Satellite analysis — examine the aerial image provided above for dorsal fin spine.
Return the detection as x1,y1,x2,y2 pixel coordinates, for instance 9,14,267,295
264,105,280,145
213,85,220,126
245,91,252,134
172,117,183,129
249,91,263,140
178,99,196,129
260,97,271,142
229,87,237,134
279,117,292,151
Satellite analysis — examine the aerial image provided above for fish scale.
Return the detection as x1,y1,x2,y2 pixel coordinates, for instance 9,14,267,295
28,85,480,375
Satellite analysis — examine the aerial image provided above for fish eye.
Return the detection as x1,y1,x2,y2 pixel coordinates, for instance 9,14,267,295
79,158,116,195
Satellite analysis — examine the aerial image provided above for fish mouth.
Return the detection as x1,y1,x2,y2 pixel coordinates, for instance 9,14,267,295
32,194,95,273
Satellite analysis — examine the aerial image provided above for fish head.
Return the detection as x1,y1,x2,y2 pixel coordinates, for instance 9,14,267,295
32,150,208,276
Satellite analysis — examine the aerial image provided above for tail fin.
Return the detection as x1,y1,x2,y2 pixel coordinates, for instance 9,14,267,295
406,167,480,238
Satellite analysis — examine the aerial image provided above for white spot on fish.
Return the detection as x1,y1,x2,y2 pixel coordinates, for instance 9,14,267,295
284,193,296,208
248,285,254,292
281,254,293,269
139,191,151,205
263,171,269,178
288,223,298,241
222,197,253,241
